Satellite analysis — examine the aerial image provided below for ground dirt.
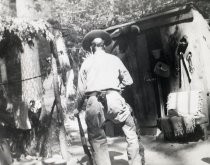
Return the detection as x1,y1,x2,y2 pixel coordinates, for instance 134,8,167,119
12,111,210,165
65,112,210,165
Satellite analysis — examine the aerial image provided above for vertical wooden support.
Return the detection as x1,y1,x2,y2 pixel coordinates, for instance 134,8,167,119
157,78,165,118
50,41,68,160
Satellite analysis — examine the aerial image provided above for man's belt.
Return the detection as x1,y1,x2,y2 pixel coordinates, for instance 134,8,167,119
85,89,120,114
85,91,99,98
85,88,120,98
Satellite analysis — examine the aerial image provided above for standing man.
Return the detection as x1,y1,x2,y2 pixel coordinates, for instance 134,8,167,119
75,29,144,165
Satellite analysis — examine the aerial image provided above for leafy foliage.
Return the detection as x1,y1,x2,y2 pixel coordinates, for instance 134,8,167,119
0,30,22,58
0,16,54,59
0,17,54,42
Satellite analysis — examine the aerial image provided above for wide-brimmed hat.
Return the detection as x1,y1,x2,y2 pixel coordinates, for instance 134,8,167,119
82,29,112,51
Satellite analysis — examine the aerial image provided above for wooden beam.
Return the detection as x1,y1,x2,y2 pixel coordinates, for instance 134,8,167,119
137,10,193,31
106,4,194,34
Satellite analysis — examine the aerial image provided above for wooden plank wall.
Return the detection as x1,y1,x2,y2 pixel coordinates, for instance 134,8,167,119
120,33,159,135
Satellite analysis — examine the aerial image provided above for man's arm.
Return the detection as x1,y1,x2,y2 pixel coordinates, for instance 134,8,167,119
118,59,133,89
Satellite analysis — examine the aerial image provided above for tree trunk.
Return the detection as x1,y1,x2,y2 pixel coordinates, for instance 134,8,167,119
15,0,47,156
15,0,70,158
16,0,43,128
51,41,68,160
51,29,73,160
54,30,74,96
19,42,42,130
16,0,38,20
0,0,14,17
54,29,75,115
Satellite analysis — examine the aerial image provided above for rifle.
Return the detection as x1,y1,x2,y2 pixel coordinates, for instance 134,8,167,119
177,36,191,88
76,114,94,165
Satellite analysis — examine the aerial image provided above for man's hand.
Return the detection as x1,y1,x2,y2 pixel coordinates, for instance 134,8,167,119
69,109,80,120
73,109,80,117
118,83,125,92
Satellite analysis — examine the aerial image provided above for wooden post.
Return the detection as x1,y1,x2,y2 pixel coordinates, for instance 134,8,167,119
50,41,68,160
157,77,165,118
0,58,9,100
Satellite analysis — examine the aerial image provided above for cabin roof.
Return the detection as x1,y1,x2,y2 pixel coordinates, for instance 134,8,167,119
105,3,202,34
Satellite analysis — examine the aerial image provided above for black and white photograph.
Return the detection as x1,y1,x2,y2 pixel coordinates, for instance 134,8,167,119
0,0,210,165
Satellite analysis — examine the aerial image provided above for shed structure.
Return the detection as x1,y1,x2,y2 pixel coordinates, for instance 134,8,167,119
106,3,210,135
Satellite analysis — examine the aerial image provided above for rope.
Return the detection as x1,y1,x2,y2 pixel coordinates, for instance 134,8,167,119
0,74,45,86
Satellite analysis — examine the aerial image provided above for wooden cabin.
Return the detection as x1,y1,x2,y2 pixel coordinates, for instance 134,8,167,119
105,3,210,136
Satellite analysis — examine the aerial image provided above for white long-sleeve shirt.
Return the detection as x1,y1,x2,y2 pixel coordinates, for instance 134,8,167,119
76,49,133,109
